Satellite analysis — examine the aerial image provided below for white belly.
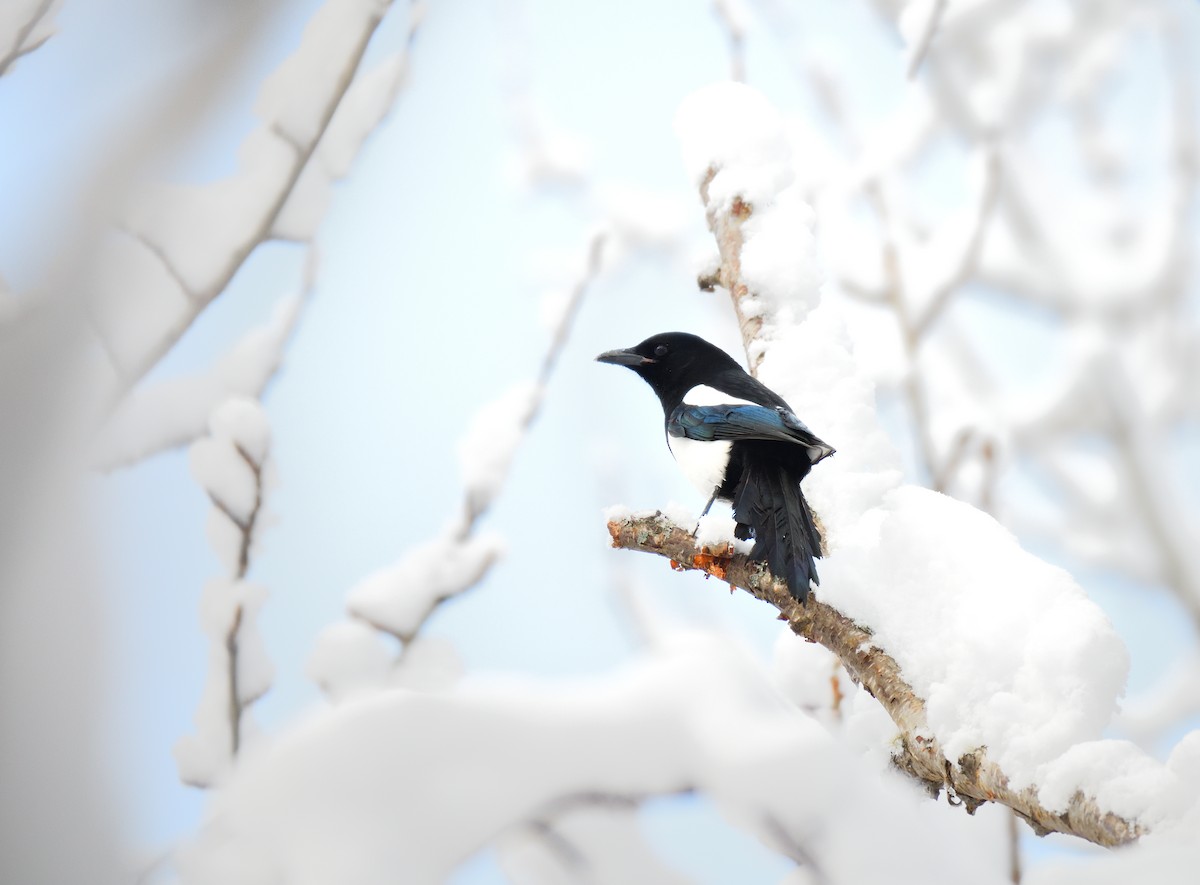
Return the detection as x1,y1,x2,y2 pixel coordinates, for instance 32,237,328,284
668,435,732,496
667,384,753,496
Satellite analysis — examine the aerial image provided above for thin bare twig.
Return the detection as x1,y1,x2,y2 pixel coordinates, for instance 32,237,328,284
202,441,266,756
367,234,605,656
224,604,245,754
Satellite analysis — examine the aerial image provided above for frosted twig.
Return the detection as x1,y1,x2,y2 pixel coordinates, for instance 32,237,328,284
224,605,246,754
605,513,1142,848
176,400,274,785
0,0,57,78
209,442,263,755
344,234,606,662
461,231,606,533
905,0,947,79
230,444,264,581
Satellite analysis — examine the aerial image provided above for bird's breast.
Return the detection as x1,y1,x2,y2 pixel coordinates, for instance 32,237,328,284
666,385,755,497
667,435,733,497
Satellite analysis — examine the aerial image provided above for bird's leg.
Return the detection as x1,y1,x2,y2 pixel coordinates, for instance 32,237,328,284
693,493,717,537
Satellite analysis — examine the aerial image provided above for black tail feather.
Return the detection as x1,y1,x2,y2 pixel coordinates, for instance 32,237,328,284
732,458,822,602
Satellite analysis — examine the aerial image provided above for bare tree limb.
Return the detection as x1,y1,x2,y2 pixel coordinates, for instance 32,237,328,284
606,513,1142,849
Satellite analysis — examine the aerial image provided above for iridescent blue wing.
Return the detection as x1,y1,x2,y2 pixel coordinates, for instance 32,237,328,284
668,404,834,463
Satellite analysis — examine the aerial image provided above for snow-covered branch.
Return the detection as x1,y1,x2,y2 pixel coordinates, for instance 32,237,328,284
93,263,310,471
94,0,420,405
175,399,275,787
619,80,1194,852
180,634,1024,884
606,511,1141,848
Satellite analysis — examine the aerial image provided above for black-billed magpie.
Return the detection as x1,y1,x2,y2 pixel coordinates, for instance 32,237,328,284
597,332,834,602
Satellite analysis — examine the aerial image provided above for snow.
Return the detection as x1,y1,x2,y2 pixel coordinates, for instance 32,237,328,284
190,437,258,522
255,0,385,147
95,295,299,469
673,82,1139,801
674,82,795,212
1026,791,1200,885
188,397,271,525
1036,740,1181,823
308,622,461,700
175,635,1011,885
661,500,699,529
347,531,504,639
274,53,408,240
602,503,635,522
210,398,270,463
307,620,394,701
695,511,753,554
457,382,541,517
823,485,1130,791
739,191,822,320
123,130,297,300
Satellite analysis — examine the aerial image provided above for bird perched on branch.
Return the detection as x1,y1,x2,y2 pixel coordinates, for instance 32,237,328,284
597,332,833,602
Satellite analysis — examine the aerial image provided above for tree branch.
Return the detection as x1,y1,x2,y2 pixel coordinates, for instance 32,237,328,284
0,0,56,78
905,0,947,79
105,0,418,405
606,512,1143,849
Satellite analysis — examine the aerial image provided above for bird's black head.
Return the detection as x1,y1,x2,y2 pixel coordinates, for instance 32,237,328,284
596,332,743,408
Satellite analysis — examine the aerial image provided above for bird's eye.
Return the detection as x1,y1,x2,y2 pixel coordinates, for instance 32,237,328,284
654,345,669,358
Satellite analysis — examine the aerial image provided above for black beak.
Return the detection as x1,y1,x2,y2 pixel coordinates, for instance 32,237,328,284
596,348,654,367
